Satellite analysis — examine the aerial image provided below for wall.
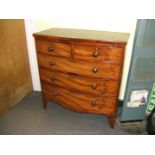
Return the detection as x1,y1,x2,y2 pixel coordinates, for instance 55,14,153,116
0,19,32,116
34,19,135,33
25,19,137,100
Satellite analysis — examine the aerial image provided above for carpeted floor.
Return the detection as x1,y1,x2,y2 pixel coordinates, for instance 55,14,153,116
0,91,140,135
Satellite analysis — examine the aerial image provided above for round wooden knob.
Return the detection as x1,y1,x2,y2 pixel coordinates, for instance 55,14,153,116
47,46,54,52
53,92,59,96
92,67,98,73
51,76,57,81
91,84,97,89
91,101,96,106
93,51,99,57
49,61,56,66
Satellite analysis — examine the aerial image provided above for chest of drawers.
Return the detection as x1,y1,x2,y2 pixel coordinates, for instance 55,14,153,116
33,28,129,128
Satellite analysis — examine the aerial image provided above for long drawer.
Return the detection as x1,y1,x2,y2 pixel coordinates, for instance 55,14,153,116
42,82,116,115
38,54,121,80
40,68,119,95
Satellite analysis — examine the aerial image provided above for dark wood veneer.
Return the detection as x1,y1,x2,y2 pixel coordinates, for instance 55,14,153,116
33,28,129,128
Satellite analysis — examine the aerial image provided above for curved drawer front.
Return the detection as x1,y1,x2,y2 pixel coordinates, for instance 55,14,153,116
35,40,71,58
40,68,119,95
38,54,121,80
73,44,124,63
42,83,116,115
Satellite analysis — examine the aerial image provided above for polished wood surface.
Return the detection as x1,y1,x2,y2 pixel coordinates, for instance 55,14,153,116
0,19,32,116
38,54,121,80
36,39,71,58
34,28,129,45
42,82,116,115
73,44,124,63
36,39,124,63
40,68,119,95
34,28,128,128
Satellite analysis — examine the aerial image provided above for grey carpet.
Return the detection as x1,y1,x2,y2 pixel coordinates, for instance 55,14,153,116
0,91,132,135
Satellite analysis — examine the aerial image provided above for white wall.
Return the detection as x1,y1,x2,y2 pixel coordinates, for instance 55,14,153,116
24,20,41,91
34,19,135,33
119,20,137,100
25,19,137,100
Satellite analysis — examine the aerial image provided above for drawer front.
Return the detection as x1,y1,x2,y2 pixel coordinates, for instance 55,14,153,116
35,40,71,58
38,54,121,80
73,45,124,63
40,68,119,95
42,83,116,115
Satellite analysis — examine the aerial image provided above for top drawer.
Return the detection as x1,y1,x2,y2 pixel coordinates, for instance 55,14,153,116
73,44,124,63
35,40,124,63
35,40,71,58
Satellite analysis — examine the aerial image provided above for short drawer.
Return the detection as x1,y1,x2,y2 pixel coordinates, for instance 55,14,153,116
38,54,121,80
35,40,71,58
40,68,119,95
42,83,116,115
73,44,124,63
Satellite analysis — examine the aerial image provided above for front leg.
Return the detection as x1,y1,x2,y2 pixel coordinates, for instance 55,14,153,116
107,115,116,128
42,96,48,109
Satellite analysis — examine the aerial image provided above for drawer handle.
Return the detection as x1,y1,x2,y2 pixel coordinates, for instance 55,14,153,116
51,76,57,81
53,92,59,96
92,67,98,73
91,84,97,89
93,51,99,57
49,61,56,66
91,101,96,106
48,46,54,52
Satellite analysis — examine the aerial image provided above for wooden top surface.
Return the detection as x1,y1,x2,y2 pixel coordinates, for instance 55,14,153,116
33,28,129,45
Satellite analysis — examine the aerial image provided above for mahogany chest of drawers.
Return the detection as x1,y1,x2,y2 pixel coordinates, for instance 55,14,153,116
33,28,129,128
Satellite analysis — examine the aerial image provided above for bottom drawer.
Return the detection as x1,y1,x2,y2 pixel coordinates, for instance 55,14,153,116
42,82,117,115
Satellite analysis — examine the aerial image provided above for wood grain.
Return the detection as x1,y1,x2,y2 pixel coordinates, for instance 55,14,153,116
34,28,128,128
42,82,116,115
39,68,119,95
38,54,121,80
73,44,124,63
35,39,71,58
33,28,129,46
